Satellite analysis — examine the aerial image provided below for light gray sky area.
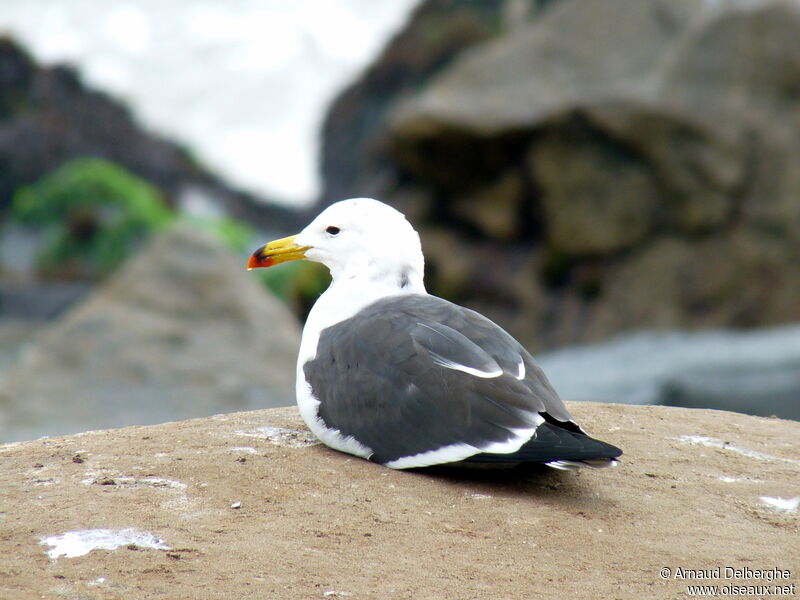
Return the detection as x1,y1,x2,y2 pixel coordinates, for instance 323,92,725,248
0,1,419,205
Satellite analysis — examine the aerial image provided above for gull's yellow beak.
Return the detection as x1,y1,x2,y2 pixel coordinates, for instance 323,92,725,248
247,234,310,269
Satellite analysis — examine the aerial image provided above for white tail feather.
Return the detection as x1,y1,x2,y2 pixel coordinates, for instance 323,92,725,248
546,458,619,471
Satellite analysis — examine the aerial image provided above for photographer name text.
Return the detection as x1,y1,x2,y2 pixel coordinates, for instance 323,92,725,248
667,567,792,582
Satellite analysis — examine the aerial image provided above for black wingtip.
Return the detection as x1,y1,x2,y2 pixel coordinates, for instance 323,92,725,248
465,422,622,465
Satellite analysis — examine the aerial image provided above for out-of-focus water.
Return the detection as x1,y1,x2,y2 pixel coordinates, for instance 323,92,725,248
0,0,419,205
539,326,800,421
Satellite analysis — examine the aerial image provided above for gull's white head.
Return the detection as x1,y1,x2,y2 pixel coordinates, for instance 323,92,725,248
249,198,425,290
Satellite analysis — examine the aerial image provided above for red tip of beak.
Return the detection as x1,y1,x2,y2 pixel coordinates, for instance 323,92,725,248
247,236,307,270
247,248,273,270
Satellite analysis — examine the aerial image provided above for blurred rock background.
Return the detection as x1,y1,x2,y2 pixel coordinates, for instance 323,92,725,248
1,0,799,442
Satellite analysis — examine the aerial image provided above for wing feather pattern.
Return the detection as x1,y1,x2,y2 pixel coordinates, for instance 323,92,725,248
305,294,621,467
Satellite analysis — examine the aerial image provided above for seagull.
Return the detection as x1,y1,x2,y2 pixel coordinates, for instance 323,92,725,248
248,198,622,470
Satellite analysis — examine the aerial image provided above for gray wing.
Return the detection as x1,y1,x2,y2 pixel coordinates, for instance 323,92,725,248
304,294,611,466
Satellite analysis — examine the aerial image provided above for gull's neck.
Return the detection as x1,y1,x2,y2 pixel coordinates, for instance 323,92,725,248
298,268,426,366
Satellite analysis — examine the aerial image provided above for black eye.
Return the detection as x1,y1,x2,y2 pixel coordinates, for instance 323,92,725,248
326,226,341,236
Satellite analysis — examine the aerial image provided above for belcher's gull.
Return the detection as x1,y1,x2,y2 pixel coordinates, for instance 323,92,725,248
248,198,622,470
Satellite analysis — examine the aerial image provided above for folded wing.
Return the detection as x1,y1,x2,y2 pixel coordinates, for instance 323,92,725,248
304,294,621,468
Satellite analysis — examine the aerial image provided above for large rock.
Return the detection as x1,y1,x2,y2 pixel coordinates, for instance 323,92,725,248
0,225,300,442
319,0,800,350
663,2,800,238
527,102,744,255
0,404,797,599
391,0,700,133
664,2,800,122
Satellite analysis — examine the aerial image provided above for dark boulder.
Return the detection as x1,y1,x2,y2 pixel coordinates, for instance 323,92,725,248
319,0,800,350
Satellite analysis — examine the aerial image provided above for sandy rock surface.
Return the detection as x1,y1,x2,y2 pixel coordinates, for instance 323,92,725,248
1,403,797,599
